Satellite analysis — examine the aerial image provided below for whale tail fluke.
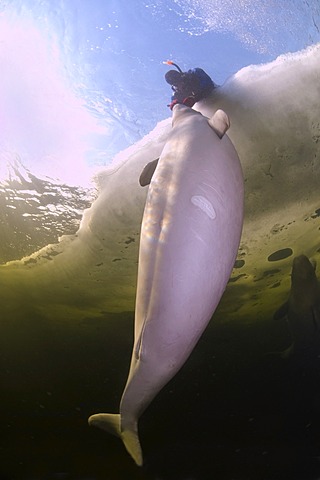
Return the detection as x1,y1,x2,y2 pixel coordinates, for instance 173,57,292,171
88,413,121,436
121,424,143,467
88,413,143,467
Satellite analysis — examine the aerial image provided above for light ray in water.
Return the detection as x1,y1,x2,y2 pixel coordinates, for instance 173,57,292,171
0,13,107,187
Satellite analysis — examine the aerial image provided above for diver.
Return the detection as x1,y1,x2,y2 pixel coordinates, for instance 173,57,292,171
164,60,216,110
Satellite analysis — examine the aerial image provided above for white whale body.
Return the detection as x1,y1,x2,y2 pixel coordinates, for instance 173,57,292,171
88,105,244,465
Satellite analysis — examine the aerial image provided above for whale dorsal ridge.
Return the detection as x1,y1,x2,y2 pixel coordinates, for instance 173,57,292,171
208,109,230,138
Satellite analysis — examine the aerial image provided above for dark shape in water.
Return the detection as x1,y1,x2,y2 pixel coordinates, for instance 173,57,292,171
273,254,320,358
310,207,320,219
268,247,293,262
234,259,245,268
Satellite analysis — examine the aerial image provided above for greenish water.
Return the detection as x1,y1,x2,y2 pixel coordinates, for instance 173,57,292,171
2,305,320,479
1,43,320,480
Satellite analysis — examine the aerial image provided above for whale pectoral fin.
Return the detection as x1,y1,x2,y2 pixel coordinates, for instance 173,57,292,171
139,158,159,186
273,301,289,321
267,342,295,360
208,109,230,138
88,413,143,466
312,306,320,332
280,342,295,359
88,413,121,437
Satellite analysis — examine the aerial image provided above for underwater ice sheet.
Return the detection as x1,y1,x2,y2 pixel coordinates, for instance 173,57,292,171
1,44,320,324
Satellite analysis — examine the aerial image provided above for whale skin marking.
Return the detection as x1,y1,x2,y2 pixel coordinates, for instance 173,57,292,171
191,194,216,219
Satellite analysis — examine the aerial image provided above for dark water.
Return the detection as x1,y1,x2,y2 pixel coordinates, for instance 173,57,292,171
2,307,320,480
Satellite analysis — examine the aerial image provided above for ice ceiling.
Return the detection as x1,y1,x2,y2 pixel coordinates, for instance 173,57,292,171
1,43,320,326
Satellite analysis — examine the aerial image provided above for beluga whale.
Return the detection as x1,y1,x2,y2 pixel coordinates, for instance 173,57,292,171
88,104,244,466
